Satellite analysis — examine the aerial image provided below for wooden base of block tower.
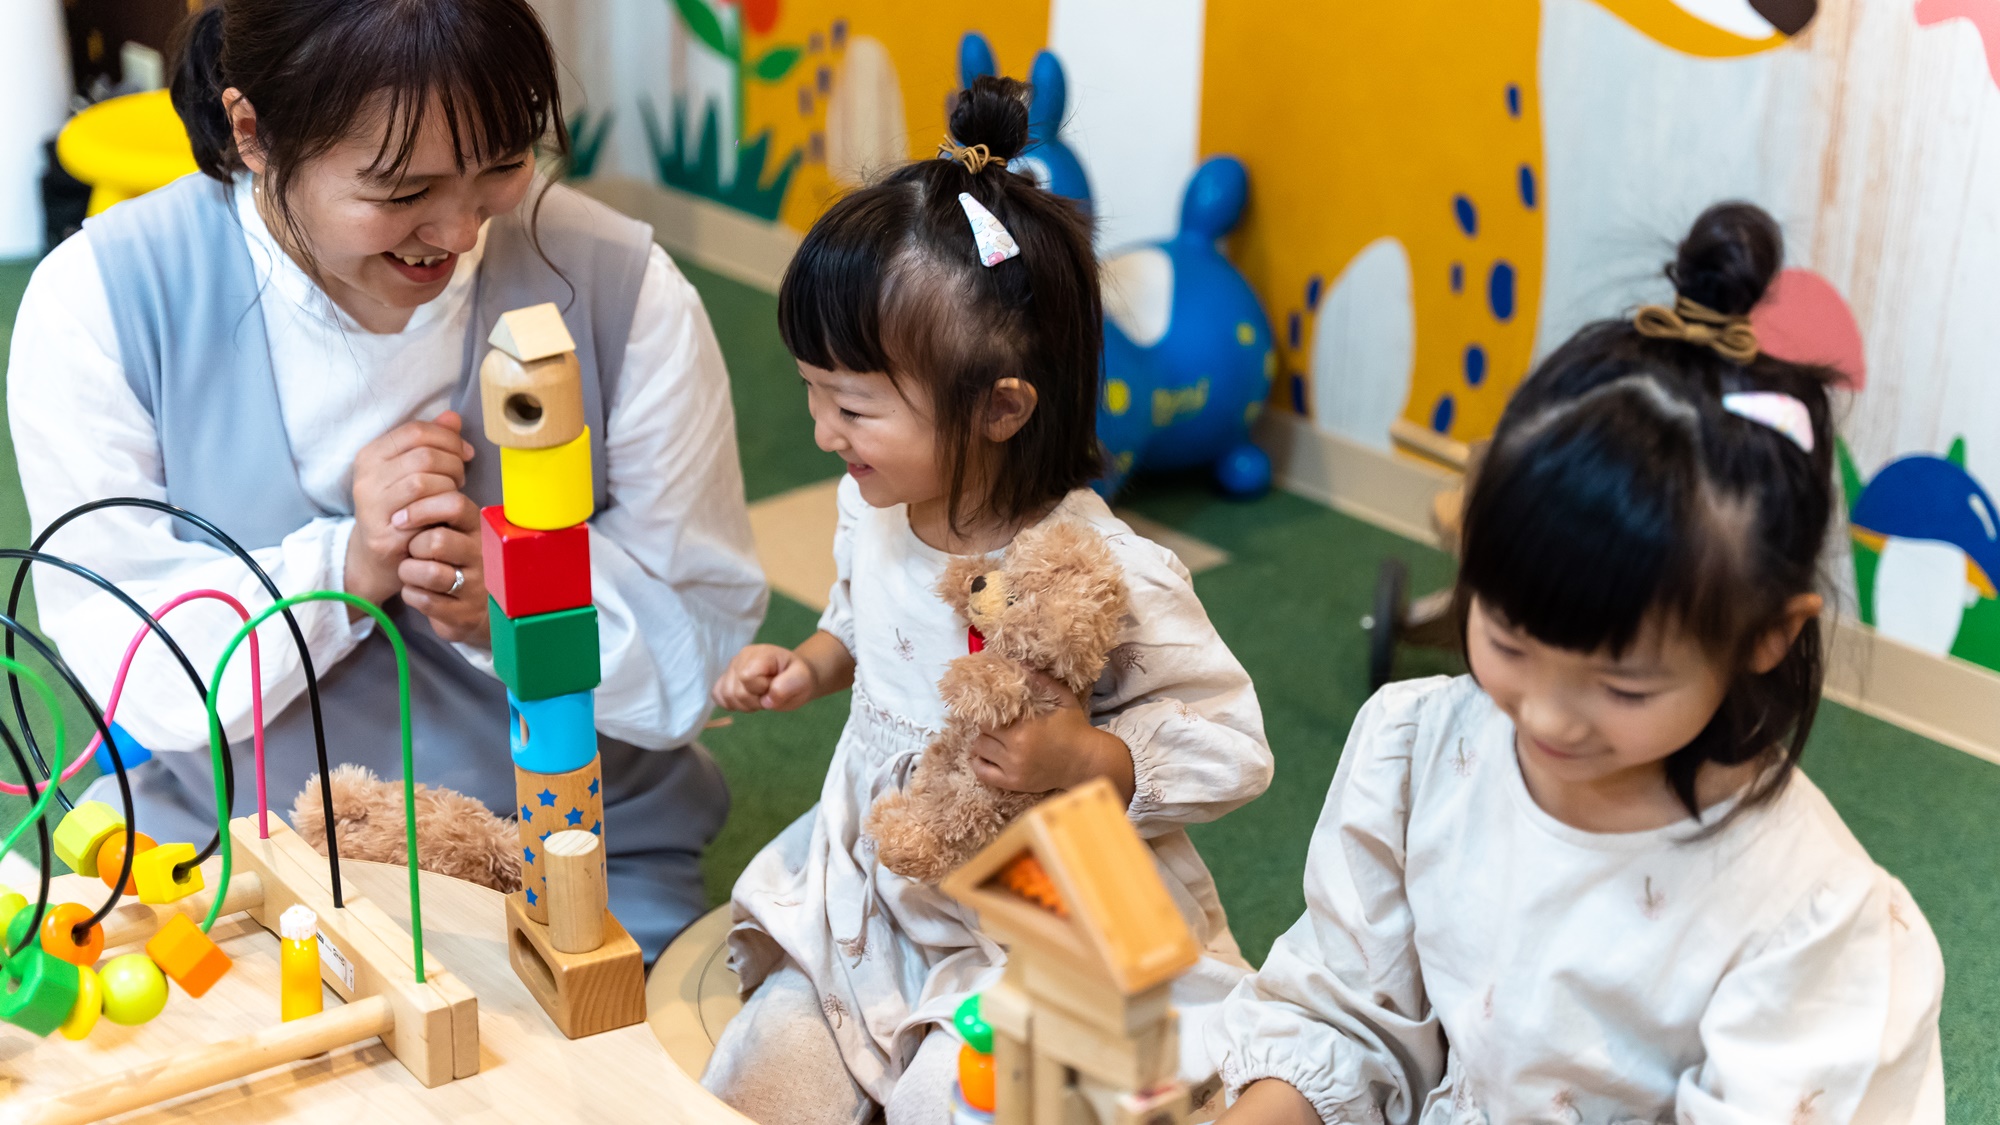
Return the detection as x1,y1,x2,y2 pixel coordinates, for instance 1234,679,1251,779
504,892,645,1038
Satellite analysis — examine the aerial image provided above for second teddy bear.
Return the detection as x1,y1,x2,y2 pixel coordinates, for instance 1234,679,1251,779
291,764,521,893
866,520,1130,883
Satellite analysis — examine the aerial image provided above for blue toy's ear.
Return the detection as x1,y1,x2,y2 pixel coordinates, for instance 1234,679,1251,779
959,32,997,89
1180,156,1249,239
1028,51,1067,138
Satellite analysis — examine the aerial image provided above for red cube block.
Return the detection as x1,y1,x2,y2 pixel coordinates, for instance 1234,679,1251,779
481,506,591,618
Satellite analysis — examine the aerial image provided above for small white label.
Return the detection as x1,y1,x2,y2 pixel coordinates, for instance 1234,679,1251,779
317,930,356,992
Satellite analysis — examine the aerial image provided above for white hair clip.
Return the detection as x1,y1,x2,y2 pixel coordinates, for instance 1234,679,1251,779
1722,392,1814,454
957,192,1019,267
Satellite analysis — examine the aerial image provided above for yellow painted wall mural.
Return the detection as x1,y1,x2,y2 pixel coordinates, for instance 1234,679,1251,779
1200,1,1546,449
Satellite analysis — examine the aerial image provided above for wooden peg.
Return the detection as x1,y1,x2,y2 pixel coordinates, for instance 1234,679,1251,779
515,755,604,925
480,348,585,450
544,829,606,954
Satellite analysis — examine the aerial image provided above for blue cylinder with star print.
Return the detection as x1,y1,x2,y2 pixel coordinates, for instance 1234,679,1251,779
513,754,604,925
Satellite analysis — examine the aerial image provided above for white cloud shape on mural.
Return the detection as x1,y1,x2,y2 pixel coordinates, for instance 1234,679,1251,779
1102,246,1174,348
1310,237,1414,450
1667,0,1778,37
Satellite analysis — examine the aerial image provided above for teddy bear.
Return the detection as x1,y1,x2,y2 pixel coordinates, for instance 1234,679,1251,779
290,764,521,893
865,519,1130,883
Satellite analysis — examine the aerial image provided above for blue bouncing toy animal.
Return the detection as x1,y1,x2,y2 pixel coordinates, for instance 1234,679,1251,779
957,32,1092,207
1098,157,1276,497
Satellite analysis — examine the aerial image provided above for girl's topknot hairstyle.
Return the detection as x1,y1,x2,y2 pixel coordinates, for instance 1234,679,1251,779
778,75,1103,534
1455,201,1841,822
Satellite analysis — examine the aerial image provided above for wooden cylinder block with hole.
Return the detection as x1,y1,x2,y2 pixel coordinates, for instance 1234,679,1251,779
514,757,603,925
544,830,606,954
480,348,585,450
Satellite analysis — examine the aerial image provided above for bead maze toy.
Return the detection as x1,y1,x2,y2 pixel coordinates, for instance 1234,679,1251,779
0,502,482,1121
941,779,1203,1125
480,302,647,1039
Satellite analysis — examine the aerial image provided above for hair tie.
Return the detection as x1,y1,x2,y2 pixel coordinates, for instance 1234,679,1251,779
938,139,1006,175
1633,296,1760,364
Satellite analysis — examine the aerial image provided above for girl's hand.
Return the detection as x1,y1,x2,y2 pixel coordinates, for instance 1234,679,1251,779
713,644,819,712
711,632,856,713
398,490,489,644
348,411,475,611
972,672,1135,803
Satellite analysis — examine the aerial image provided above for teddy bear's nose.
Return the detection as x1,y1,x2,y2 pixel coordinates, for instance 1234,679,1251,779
970,576,987,593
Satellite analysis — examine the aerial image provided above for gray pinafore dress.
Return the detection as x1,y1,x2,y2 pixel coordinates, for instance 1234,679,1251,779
74,173,726,958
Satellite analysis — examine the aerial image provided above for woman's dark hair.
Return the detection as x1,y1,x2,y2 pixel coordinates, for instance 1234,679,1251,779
169,0,567,258
777,76,1103,534
1455,202,1839,822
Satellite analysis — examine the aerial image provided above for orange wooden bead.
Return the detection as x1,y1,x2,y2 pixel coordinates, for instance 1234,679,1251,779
97,830,155,894
145,913,232,998
957,1043,996,1112
38,902,103,966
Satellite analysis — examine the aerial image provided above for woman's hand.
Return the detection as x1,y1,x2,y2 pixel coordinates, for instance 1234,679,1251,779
399,490,488,644
972,672,1134,803
348,411,475,612
711,631,856,713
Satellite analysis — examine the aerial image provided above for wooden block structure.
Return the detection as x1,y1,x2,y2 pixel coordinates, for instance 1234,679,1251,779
480,303,643,1039
4,817,481,1123
941,780,1202,1125
481,302,586,450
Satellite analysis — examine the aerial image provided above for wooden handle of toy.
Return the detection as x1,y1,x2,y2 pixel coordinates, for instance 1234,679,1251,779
544,829,606,954
19,994,395,1125
93,870,266,949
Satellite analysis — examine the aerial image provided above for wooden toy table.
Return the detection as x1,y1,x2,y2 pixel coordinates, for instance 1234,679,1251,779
1,860,749,1124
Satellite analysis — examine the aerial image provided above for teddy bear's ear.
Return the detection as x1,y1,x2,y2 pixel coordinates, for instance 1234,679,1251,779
937,553,992,614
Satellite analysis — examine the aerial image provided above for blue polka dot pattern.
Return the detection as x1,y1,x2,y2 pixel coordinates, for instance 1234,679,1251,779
1432,394,1456,435
1290,373,1306,414
1450,263,1464,293
1488,262,1516,322
1518,165,1537,210
1506,84,1522,118
1287,311,1302,350
1453,195,1478,237
1464,345,1487,387
1305,275,1324,310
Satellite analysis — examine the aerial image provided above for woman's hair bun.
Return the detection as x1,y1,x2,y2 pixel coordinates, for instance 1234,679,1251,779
169,5,235,180
1667,201,1784,317
947,75,1031,165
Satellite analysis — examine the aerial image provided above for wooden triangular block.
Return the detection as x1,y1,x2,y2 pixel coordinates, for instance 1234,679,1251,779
488,302,577,362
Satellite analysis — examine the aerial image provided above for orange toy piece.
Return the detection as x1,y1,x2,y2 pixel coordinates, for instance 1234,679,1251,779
145,913,232,998
957,1043,996,1112
39,903,104,966
132,842,204,904
97,830,155,894
997,854,1067,918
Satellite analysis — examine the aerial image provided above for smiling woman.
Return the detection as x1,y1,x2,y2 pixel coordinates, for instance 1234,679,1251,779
4,0,766,959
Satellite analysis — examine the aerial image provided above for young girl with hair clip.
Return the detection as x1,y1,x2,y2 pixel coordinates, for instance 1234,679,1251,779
1210,204,1944,1124
6,0,762,958
706,77,1274,1123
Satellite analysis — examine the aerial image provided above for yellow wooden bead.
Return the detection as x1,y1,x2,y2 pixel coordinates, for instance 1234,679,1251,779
131,842,204,904
59,964,101,1040
499,427,594,530
52,801,124,876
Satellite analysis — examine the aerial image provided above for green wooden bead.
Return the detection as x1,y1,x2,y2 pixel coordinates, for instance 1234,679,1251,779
488,597,601,701
52,800,124,876
0,946,81,1037
954,992,992,1054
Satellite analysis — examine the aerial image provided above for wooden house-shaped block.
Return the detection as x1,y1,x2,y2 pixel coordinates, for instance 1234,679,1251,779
942,780,1201,1125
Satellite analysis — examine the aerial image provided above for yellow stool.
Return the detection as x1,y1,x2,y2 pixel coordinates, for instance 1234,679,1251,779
56,90,198,216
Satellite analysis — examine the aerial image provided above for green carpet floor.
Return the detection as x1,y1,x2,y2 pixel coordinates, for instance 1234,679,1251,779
1,254,1992,1114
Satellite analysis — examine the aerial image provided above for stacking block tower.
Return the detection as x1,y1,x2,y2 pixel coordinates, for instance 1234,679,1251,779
479,303,644,1038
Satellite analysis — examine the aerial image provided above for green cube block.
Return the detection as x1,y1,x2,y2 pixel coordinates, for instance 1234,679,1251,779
0,947,79,1037
488,596,601,701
